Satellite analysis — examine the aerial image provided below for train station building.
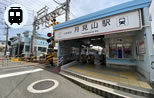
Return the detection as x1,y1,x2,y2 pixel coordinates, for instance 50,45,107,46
54,0,154,83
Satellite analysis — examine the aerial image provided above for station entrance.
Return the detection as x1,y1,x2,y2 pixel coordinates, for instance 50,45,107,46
57,30,154,89
58,35,106,67
57,31,154,89
58,30,137,70
77,35,105,66
54,9,154,83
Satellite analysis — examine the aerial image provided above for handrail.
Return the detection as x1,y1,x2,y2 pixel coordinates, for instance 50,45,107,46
58,56,63,67
151,61,154,69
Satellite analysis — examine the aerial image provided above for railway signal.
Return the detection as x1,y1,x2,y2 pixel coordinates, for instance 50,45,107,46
47,32,52,43
46,16,60,66
47,33,52,37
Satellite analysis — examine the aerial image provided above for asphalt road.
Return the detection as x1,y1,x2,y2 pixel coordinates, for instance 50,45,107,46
0,65,103,98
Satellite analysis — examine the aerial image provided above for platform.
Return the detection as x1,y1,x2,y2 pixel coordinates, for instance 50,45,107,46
63,63,153,89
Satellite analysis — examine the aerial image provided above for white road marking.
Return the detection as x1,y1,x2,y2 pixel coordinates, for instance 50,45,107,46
27,79,59,93
0,68,43,79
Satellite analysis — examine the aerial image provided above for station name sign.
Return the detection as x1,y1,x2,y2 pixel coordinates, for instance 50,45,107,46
55,10,142,41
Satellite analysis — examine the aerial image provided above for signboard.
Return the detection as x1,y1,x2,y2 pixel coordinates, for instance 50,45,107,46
55,10,142,41
138,41,145,54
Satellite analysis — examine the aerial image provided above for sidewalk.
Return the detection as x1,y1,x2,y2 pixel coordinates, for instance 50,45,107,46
64,63,153,90
0,58,40,69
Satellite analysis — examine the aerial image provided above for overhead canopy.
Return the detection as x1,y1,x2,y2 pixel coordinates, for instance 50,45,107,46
53,0,151,30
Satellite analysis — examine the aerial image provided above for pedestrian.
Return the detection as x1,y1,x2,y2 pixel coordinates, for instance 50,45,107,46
6,51,9,58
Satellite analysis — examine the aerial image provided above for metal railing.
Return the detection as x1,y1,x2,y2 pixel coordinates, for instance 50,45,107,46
151,61,154,69
0,58,9,67
58,56,63,67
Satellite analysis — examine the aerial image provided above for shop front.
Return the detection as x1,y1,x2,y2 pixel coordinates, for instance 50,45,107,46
54,0,154,82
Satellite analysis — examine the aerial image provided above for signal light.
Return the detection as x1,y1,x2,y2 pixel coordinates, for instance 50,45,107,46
47,33,52,37
51,18,56,22
47,39,51,43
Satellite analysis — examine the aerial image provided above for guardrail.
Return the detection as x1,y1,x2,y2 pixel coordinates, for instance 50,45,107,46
0,58,9,67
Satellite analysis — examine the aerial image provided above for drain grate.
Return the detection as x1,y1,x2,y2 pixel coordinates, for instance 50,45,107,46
27,79,59,93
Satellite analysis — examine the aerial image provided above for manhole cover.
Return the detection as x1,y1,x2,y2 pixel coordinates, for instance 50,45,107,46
27,79,59,93
33,80,55,90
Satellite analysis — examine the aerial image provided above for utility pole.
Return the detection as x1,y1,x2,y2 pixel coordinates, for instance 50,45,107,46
31,17,37,56
17,33,21,57
4,24,9,56
31,7,48,56
66,0,70,21
30,0,70,56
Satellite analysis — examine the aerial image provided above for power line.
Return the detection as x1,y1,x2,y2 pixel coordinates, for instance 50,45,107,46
6,0,38,13
69,0,82,16
53,0,65,5
70,11,76,18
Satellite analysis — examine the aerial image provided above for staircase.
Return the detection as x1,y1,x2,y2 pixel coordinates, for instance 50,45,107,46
60,69,154,98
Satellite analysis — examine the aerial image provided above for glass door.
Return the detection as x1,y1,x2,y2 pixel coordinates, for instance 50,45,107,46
117,44,123,58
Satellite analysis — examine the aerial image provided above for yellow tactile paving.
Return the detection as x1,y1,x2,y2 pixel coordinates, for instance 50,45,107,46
68,67,119,82
67,66,153,89
120,78,129,85
120,72,137,80
128,80,140,87
86,65,118,75
139,81,153,89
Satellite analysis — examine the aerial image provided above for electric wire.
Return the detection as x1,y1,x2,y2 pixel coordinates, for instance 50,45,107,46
53,0,65,5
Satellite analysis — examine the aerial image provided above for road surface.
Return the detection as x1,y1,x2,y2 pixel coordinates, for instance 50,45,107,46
0,64,103,98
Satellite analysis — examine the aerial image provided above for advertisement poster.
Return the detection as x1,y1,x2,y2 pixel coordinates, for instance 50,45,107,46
139,41,145,54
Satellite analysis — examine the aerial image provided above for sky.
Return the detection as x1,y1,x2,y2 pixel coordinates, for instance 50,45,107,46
0,0,132,40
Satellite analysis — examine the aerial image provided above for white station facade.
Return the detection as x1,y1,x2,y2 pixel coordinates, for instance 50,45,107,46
54,0,154,83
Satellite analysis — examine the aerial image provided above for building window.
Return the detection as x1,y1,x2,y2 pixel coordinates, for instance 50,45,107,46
38,47,42,51
38,47,46,52
42,47,46,52
25,45,30,52
47,49,51,54
1,42,4,45
109,44,117,58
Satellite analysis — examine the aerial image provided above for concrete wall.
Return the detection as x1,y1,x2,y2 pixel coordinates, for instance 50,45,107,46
136,7,154,81
58,40,81,65
104,7,154,82
149,0,154,34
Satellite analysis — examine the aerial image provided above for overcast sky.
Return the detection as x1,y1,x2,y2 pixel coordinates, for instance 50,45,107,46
0,0,132,40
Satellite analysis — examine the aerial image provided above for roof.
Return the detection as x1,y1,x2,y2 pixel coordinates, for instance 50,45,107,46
0,40,6,42
22,31,48,39
54,0,152,30
35,33,48,39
